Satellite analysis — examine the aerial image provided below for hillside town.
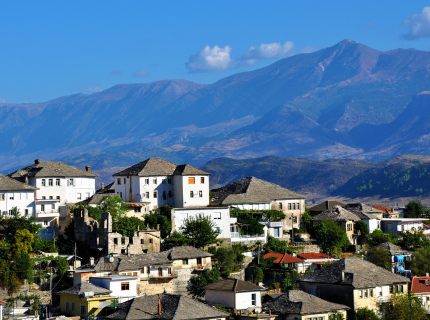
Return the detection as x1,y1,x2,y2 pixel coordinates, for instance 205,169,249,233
1,157,430,320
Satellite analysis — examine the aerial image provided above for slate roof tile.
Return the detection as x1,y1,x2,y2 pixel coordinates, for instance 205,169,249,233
8,161,97,178
312,205,361,222
0,173,38,191
204,278,264,292
368,241,412,256
56,282,111,295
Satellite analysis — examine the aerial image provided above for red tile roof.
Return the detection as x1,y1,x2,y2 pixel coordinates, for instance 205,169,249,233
264,253,304,264
297,253,334,260
372,206,394,213
409,276,430,293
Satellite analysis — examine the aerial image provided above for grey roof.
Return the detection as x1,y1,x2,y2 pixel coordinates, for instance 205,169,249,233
96,182,115,194
205,278,264,292
368,241,412,256
211,177,305,205
107,294,229,320
79,193,119,205
312,205,361,222
296,256,410,288
77,247,212,273
8,161,97,179
309,200,346,213
113,158,210,177
0,173,38,191
56,282,111,295
264,290,350,315
345,203,384,220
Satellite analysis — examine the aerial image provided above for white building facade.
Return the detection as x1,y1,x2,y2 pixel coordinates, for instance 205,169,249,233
0,174,37,216
113,158,211,211
90,275,138,303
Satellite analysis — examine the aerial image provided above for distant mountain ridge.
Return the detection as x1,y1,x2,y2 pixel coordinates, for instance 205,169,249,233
1,39,430,172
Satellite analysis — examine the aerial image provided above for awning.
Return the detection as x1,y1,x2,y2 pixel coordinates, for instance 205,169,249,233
129,203,146,207
95,301,113,309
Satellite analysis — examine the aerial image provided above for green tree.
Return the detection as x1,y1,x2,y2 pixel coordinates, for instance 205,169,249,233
0,207,40,239
97,195,128,221
12,229,34,258
266,236,290,253
400,228,430,250
404,200,425,218
367,247,391,270
354,307,379,320
212,247,244,277
180,214,220,248
253,267,263,283
55,257,69,276
33,238,58,253
380,292,426,320
312,219,350,254
189,268,221,297
161,231,192,250
113,216,147,237
328,312,344,320
281,269,299,291
143,214,172,238
301,207,313,231
355,221,369,236
366,229,389,247
14,252,34,284
410,247,430,276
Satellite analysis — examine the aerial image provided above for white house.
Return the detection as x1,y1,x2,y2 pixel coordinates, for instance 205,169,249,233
0,173,37,216
112,158,211,211
230,218,268,244
381,218,428,234
205,278,264,312
171,206,231,239
90,275,138,303
211,177,305,232
8,159,97,229
345,203,383,233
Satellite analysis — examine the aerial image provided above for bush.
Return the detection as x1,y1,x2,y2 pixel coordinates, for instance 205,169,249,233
269,282,280,289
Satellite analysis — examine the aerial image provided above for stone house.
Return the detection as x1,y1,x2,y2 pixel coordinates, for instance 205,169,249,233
296,253,338,272
345,203,383,233
72,246,212,295
367,241,412,274
263,290,349,320
0,173,38,217
113,158,211,210
311,205,361,245
107,293,229,320
296,256,410,314
73,208,161,261
263,253,306,273
409,275,430,314
211,177,305,233
205,279,265,312
309,200,346,216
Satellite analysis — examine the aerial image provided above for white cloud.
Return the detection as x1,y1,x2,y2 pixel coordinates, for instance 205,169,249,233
241,41,295,65
402,6,430,40
185,45,235,73
132,69,150,77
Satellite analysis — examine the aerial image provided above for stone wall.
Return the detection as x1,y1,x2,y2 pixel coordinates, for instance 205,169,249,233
296,244,322,254
230,269,245,281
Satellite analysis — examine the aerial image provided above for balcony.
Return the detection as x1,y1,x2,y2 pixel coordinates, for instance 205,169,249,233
376,295,390,303
36,210,60,218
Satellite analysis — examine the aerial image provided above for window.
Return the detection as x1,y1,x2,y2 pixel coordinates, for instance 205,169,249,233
168,191,172,198
42,196,46,199
279,202,283,209
251,293,256,306
121,282,130,291
370,289,373,298
124,178,126,184
153,178,157,184
288,203,292,210
41,204,45,211
188,177,195,184
134,207,141,213
49,196,53,199
145,192,149,198
120,192,123,198
153,191,157,198
201,177,204,184
0,194,4,201
69,179,74,186
81,305,86,315
44,220,48,226
389,285,393,294
168,267,172,275
162,179,166,184
56,196,60,199
149,238,153,244
121,237,126,245
145,178,149,184
121,249,126,254
25,209,28,215
48,179,53,186
293,216,298,223
86,192,90,199
77,193,82,200
364,289,368,298
129,237,133,244
213,212,221,219
158,267,163,276
66,302,70,310
141,239,144,244
51,204,55,210
230,226,235,232
41,179,46,186
71,302,75,311
117,178,121,185
183,259,188,265
199,191,203,198
359,290,362,298
162,191,166,200
56,179,60,186
297,203,300,210
133,272,137,276
168,178,172,184
147,266,150,274
190,191,194,198
114,238,118,245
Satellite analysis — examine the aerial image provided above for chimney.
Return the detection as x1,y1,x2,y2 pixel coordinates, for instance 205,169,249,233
341,271,345,282
157,224,160,231
426,272,429,277
86,166,91,172
35,159,41,164
101,183,105,190
90,257,95,266
25,177,29,185
158,295,162,314
137,225,140,231
147,224,149,230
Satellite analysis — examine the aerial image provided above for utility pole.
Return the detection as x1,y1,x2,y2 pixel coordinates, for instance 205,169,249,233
49,261,53,319
74,242,77,269
257,244,260,264
53,232,55,249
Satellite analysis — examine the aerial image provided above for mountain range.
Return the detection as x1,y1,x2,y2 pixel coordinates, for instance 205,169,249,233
1,39,430,175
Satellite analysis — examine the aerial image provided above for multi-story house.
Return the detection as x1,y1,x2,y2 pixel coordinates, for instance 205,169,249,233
0,173,37,216
211,177,305,233
345,203,383,233
312,205,361,245
8,159,97,231
368,241,412,274
73,246,212,295
409,274,430,314
296,256,410,314
112,158,211,211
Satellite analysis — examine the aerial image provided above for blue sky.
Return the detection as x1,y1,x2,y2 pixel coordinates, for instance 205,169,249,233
1,1,430,103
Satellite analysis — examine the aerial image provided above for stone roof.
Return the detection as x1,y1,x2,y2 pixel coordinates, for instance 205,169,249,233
309,200,346,213
297,256,410,288
211,177,304,205
345,203,383,220
263,290,350,315
96,182,115,194
8,161,97,179
0,173,38,191
113,158,210,177
312,205,361,222
368,241,412,256
56,282,111,296
79,193,119,206
107,294,229,320
204,279,264,292
78,247,212,273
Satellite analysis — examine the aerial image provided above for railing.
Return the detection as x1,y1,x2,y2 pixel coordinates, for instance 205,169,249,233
376,295,390,303
231,232,240,238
